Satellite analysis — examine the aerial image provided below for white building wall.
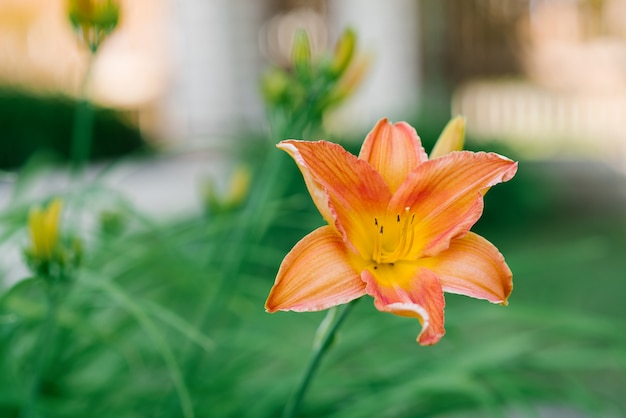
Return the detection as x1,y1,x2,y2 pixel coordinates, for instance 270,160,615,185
326,0,422,133
159,0,422,141
161,0,266,142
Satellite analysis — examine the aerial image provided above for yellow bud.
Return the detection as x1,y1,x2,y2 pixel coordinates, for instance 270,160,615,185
202,166,251,213
323,53,371,109
430,116,466,159
225,165,251,208
328,28,356,79
68,0,120,53
28,198,63,262
260,68,290,105
291,29,312,76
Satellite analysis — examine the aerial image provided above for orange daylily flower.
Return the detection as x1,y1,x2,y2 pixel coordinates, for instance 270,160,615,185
266,118,518,345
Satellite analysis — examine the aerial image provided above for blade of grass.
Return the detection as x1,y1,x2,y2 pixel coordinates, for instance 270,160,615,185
81,273,195,418
142,299,214,352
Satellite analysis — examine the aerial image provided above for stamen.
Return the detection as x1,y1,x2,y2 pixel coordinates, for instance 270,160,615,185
372,221,384,264
371,208,414,265
381,207,414,263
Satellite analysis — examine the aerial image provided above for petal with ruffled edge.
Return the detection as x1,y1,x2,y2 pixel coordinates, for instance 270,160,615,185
278,140,391,258
266,226,366,313
421,232,513,304
361,264,445,345
390,151,518,258
358,118,428,193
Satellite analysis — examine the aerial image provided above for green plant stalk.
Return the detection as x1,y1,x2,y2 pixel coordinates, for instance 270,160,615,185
282,298,360,418
183,67,343,379
85,275,195,418
21,283,59,418
194,65,336,330
182,142,288,377
71,53,95,174
189,103,314,336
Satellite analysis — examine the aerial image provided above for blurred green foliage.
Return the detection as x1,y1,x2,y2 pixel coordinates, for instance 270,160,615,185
0,89,145,170
1,23,626,418
2,117,625,417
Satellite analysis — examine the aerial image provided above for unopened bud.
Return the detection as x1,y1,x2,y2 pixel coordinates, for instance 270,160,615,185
226,166,251,209
24,198,82,281
68,0,120,53
28,198,63,262
291,29,312,77
202,165,252,214
430,116,466,159
322,53,371,109
328,28,356,79
260,68,290,106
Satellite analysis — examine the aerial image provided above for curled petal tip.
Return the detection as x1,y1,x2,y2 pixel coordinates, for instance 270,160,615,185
264,300,277,313
362,267,446,345
417,329,446,346
499,294,511,306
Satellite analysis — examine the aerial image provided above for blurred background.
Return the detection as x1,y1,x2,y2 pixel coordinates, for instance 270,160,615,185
5,0,626,160
1,0,626,417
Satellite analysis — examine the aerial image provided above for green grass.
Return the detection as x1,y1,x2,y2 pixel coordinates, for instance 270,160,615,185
1,140,626,418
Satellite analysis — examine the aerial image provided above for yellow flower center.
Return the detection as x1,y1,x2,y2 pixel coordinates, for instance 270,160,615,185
372,207,415,265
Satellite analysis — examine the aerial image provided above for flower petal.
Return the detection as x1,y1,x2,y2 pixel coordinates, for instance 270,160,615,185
266,226,366,313
358,118,428,193
429,116,465,159
278,140,391,258
361,264,445,345
421,232,513,304
390,151,518,257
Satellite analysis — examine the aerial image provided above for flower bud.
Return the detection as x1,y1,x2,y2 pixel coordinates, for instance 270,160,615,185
225,165,251,208
27,198,63,262
25,198,82,281
430,116,466,159
321,53,371,109
202,165,252,214
260,68,290,106
328,28,356,79
291,29,312,77
68,0,120,53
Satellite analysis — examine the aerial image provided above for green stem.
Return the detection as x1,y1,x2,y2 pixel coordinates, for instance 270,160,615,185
282,298,360,418
21,283,58,418
71,53,95,175
194,89,321,329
